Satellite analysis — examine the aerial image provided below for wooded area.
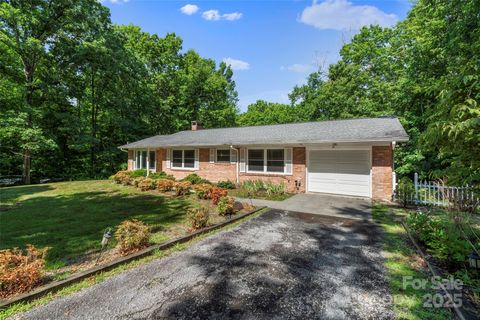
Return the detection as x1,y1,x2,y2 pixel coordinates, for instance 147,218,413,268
1,0,479,186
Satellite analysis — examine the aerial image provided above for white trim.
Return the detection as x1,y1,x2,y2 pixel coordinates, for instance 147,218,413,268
133,149,156,172
246,148,289,175
209,148,215,163
171,148,198,170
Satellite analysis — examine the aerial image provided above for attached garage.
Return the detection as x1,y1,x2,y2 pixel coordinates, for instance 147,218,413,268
307,149,371,198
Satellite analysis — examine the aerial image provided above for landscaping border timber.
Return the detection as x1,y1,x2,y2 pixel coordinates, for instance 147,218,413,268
0,207,266,309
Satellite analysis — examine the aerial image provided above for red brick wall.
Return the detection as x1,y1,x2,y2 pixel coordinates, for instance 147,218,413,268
127,150,134,170
150,147,306,193
372,145,393,201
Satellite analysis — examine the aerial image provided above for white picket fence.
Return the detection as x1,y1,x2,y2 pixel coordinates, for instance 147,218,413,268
396,173,479,209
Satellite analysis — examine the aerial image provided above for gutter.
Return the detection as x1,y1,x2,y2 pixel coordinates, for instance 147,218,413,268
230,145,240,184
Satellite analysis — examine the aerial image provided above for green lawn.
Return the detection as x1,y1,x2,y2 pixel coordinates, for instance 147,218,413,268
0,180,191,268
372,204,451,320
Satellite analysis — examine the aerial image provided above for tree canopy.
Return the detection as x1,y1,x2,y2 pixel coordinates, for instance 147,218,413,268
1,0,478,185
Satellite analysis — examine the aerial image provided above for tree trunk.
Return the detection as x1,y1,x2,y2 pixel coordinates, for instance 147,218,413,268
90,68,96,177
22,149,31,184
23,64,35,184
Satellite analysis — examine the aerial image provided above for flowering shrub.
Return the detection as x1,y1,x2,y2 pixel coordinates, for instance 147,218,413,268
156,179,175,192
115,219,150,255
217,196,236,216
0,245,48,298
192,183,214,199
138,178,156,191
210,187,228,205
186,206,210,229
174,181,192,196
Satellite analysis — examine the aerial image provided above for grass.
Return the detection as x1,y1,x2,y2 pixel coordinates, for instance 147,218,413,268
0,180,192,268
372,204,451,319
0,208,266,320
228,188,293,201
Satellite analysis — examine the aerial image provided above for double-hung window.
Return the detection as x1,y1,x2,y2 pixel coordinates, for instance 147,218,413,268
172,149,195,169
216,149,231,162
247,149,285,173
134,150,156,170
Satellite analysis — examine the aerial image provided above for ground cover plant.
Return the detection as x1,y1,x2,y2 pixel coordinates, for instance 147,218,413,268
229,180,292,201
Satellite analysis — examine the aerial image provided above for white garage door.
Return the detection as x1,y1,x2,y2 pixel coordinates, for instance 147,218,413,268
308,150,371,197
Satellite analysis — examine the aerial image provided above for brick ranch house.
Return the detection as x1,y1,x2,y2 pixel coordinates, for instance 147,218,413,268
119,117,409,201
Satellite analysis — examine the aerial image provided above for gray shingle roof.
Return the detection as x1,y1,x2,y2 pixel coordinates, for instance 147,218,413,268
119,117,409,149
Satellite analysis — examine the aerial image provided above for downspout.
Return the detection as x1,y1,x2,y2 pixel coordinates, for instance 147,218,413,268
230,145,240,184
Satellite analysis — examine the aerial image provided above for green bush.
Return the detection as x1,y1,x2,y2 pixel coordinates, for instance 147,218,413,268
264,181,285,195
133,176,146,187
396,176,414,207
187,205,210,229
130,169,147,178
114,219,150,255
181,173,203,184
217,180,236,189
217,196,235,216
149,171,175,180
241,180,284,195
406,210,471,263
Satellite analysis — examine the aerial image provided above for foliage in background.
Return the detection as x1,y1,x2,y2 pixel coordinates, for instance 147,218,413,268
114,219,150,255
217,180,236,189
0,245,48,298
0,0,238,182
396,177,415,208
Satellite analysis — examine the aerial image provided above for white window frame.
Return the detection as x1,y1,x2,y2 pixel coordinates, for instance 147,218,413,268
216,149,231,163
171,149,197,170
133,149,156,171
246,148,288,175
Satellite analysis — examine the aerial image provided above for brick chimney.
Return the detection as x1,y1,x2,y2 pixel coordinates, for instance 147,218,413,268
191,121,202,131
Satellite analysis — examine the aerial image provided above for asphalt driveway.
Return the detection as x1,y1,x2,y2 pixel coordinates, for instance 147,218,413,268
17,209,393,320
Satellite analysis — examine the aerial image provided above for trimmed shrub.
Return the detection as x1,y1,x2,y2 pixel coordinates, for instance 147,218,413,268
112,170,132,185
174,181,192,196
133,176,146,187
181,173,211,185
0,245,48,298
217,196,235,216
210,187,228,205
192,183,214,199
138,178,156,191
115,219,150,255
130,169,147,178
186,206,210,230
217,180,236,189
156,179,175,192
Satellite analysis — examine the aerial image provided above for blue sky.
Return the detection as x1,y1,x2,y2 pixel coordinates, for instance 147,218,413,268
103,0,412,111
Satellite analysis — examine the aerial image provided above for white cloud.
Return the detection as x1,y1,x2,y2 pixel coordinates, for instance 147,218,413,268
202,9,243,21
202,9,221,21
281,64,315,73
299,0,398,31
223,58,250,71
180,4,199,15
222,12,243,21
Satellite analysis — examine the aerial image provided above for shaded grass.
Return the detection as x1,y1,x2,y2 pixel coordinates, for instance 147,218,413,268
0,208,266,320
373,204,451,320
0,181,191,268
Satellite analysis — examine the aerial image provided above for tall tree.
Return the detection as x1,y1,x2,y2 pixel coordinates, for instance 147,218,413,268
0,0,110,183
